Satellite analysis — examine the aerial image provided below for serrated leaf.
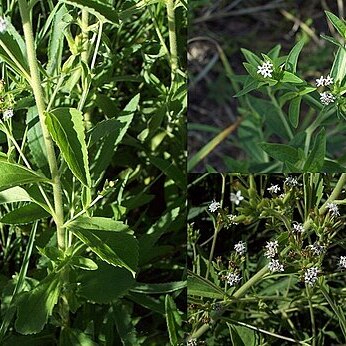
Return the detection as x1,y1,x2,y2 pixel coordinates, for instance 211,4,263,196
77,261,135,303
66,217,138,276
285,39,304,73
289,96,302,128
63,0,118,23
46,108,91,187
131,281,186,294
0,161,48,192
26,106,49,176
15,274,61,334
188,271,225,299
0,203,50,225
165,295,182,346
0,187,31,204
59,328,97,346
70,256,98,271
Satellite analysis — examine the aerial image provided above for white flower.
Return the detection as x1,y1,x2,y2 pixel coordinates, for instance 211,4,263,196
227,214,238,225
320,92,335,105
225,272,242,286
316,76,325,87
187,339,198,346
284,176,300,187
339,256,346,269
0,17,6,33
268,259,284,273
326,202,340,217
316,75,333,87
324,75,333,86
3,109,13,120
257,61,273,78
234,240,246,255
308,242,325,256
267,184,280,194
304,267,319,286
292,222,304,233
264,240,279,258
208,200,221,213
230,191,244,205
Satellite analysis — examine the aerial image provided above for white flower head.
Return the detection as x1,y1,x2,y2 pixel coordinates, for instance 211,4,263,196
316,75,333,87
209,200,221,213
292,222,304,233
0,17,6,33
309,242,325,256
284,176,300,187
338,256,346,269
268,259,284,273
267,184,280,194
257,61,273,78
234,240,246,255
230,190,244,205
225,272,242,286
320,92,335,105
187,339,198,346
304,267,319,286
316,76,325,87
264,240,279,258
227,214,238,225
3,109,13,120
326,202,340,218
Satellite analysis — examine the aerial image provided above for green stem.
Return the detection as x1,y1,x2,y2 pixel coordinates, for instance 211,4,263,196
268,88,294,140
306,286,316,346
18,0,65,250
166,0,178,81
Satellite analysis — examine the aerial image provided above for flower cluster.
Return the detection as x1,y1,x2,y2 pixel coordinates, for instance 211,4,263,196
230,191,244,205
308,242,325,256
187,339,198,346
292,222,304,233
264,240,279,258
3,108,13,121
225,272,242,286
0,17,6,33
234,240,246,255
267,184,280,194
227,214,238,225
315,75,333,87
257,61,273,78
326,202,340,217
304,267,319,286
319,91,335,106
209,200,221,213
339,256,346,269
268,259,284,273
284,176,300,187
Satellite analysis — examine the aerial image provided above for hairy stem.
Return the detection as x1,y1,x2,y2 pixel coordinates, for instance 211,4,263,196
18,0,65,249
166,0,178,80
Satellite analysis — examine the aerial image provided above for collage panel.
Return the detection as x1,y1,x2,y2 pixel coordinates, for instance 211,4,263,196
188,1,346,173
187,173,346,345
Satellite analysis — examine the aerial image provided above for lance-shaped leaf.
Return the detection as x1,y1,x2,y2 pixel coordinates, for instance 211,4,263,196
0,161,49,192
46,108,91,187
0,203,50,225
66,217,138,276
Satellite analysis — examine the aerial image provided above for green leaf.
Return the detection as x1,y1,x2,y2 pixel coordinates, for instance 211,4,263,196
60,328,97,346
46,108,91,187
0,161,48,192
70,256,98,271
0,187,31,204
303,128,326,172
234,79,260,97
165,295,182,346
77,261,135,303
66,217,138,276
288,96,302,128
241,48,262,66
0,203,50,225
188,271,226,299
228,324,256,346
26,106,49,176
15,274,61,334
148,156,185,190
281,71,304,84
131,281,186,294
267,44,281,59
325,11,346,39
285,39,304,73
260,143,299,164
63,0,118,23
320,34,345,48
331,46,346,82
